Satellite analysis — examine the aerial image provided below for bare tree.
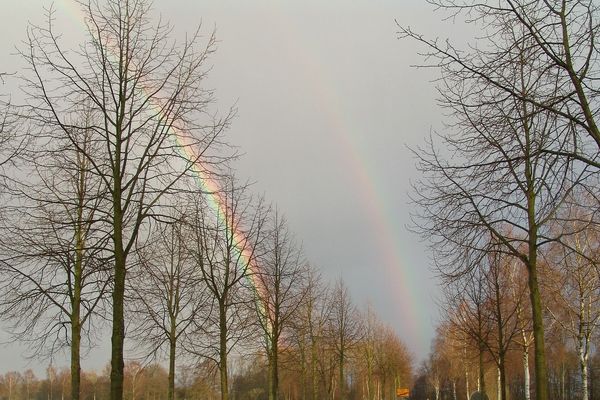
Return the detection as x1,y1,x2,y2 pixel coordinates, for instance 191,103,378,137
290,266,332,400
0,111,109,400
408,17,592,398
444,267,493,398
359,305,379,400
362,312,413,400
422,349,447,400
482,251,524,400
545,199,600,400
15,1,233,399
400,0,600,168
186,179,267,400
129,212,206,400
255,211,308,400
431,322,469,400
328,278,362,400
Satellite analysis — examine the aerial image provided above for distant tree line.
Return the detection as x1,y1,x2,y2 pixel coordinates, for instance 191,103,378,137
0,287,412,400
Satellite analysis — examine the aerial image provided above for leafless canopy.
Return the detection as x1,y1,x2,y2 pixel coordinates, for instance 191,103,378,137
400,0,600,168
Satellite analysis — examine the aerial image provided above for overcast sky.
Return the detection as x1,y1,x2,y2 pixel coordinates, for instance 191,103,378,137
0,0,472,375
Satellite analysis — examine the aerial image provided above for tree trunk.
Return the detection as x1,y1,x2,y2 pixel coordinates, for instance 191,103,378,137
526,257,548,400
168,337,176,400
110,229,126,400
71,315,81,400
561,363,566,400
453,380,457,400
269,339,279,400
478,341,486,396
71,253,82,400
496,367,501,400
579,343,589,400
300,341,307,400
523,346,530,400
110,52,128,400
311,338,318,400
367,356,373,400
498,357,507,400
466,370,470,400
219,304,229,400
492,266,507,400
339,355,344,400
523,111,548,400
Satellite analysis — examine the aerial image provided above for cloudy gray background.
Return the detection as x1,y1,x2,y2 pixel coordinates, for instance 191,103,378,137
0,0,470,374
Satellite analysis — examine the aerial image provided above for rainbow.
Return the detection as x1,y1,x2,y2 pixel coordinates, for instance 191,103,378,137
263,3,425,350
55,0,425,351
54,0,273,331
170,131,273,333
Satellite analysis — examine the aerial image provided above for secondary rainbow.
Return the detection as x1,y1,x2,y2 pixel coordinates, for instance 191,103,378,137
265,2,426,350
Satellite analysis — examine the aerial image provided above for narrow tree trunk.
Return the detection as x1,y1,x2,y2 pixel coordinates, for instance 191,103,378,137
578,294,590,400
579,344,589,400
339,350,345,400
110,232,126,400
496,367,501,400
453,379,457,400
49,371,53,400
478,341,486,396
71,315,81,400
131,373,136,400
498,357,507,400
522,80,548,400
300,341,307,400
492,267,507,400
582,359,589,400
465,368,470,400
311,338,318,400
561,363,566,400
367,357,373,400
526,258,548,400
71,252,82,400
330,372,336,400
523,346,530,400
110,57,128,400
219,304,229,400
71,194,86,400
168,337,176,400
269,339,279,400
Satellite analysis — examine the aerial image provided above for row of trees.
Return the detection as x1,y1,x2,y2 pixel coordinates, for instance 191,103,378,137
0,284,412,400
405,1,600,400
412,228,600,400
0,1,412,400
